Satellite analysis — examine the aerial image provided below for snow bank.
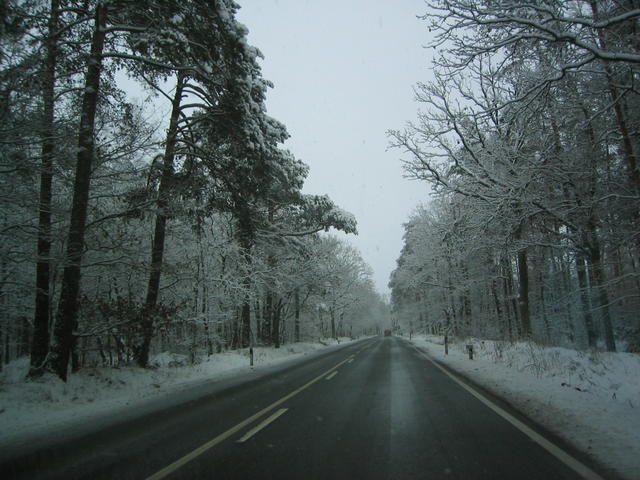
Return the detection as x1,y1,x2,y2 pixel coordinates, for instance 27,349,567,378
409,334,640,480
0,338,353,448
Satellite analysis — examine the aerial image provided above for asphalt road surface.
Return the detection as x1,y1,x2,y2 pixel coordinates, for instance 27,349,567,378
1,336,611,480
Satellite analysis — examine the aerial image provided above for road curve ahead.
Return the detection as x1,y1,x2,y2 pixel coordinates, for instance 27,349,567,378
2,337,610,480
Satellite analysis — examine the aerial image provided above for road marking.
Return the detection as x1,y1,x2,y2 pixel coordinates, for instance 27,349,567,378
411,344,605,480
325,371,338,380
347,358,354,364
236,408,288,443
145,354,354,480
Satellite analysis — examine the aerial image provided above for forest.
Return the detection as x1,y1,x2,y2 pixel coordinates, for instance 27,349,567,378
0,0,388,381
389,0,640,352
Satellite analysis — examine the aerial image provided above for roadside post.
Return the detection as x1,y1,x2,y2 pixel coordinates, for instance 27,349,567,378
250,347,254,367
466,344,474,360
444,334,448,355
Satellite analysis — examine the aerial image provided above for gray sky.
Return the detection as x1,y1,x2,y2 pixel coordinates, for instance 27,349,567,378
236,1,434,295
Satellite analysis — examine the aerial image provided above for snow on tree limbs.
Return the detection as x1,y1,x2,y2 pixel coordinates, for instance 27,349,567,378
0,0,367,375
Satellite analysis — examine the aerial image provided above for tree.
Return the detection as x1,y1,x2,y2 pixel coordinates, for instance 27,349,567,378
390,3,639,349
422,0,639,188
0,0,375,374
30,0,60,377
48,2,108,380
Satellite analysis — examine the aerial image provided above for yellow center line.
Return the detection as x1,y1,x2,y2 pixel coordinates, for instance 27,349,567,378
145,354,354,480
236,408,288,443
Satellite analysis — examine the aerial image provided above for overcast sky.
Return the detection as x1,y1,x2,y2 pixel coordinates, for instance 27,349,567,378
236,1,434,295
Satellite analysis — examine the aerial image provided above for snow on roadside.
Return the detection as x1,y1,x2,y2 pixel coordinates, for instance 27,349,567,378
408,334,640,480
0,338,353,448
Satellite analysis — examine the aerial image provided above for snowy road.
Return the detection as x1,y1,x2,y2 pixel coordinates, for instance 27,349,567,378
1,337,610,480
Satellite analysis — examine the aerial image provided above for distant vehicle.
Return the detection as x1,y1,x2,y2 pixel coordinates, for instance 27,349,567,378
384,329,391,337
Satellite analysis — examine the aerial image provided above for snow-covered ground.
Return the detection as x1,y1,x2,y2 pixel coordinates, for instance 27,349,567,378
0,338,353,451
408,334,640,480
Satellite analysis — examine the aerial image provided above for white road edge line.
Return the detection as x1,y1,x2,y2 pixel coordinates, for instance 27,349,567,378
347,358,354,364
411,345,605,480
237,408,288,443
145,353,354,480
325,371,338,380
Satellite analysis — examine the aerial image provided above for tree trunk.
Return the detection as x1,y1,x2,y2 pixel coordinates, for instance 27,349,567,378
238,240,253,349
0,323,4,372
330,305,336,339
513,217,531,338
491,277,504,337
555,253,575,345
589,0,639,189
576,252,597,348
30,0,59,377
460,261,472,332
47,3,107,381
136,72,185,368
262,204,275,344
588,242,617,352
199,238,212,355
236,208,254,349
263,291,272,343
538,269,551,343
517,250,531,337
272,298,282,348
240,287,251,348
503,260,518,340
294,288,300,342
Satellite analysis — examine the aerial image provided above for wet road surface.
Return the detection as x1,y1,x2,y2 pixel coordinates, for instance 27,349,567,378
1,337,609,480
